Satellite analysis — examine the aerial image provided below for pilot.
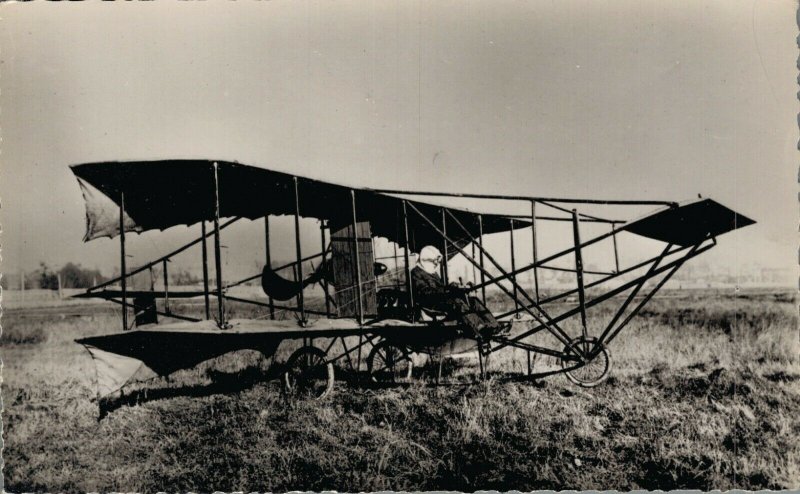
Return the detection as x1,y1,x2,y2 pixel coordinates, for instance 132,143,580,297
411,245,504,337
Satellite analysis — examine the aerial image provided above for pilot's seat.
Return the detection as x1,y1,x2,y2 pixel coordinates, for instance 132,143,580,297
376,288,448,323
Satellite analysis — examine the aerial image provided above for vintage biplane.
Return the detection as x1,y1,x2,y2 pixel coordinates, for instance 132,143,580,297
71,160,754,400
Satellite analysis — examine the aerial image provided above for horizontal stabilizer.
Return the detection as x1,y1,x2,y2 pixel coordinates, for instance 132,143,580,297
621,199,755,246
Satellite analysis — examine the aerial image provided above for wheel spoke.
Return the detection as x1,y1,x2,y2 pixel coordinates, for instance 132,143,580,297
284,346,334,398
560,337,611,387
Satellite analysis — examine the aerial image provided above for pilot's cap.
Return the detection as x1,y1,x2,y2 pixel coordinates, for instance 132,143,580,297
419,245,443,262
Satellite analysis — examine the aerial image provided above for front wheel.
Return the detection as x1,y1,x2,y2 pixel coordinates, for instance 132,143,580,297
283,346,335,399
560,337,611,388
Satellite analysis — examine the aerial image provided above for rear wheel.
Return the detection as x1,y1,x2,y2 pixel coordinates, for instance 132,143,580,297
367,340,413,383
283,346,334,398
560,337,611,388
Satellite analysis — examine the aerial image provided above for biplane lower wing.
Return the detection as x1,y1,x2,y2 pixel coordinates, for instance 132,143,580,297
621,198,755,247
77,318,473,397
78,331,282,397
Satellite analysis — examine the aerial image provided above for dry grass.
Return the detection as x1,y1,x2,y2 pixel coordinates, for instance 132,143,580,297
2,289,798,492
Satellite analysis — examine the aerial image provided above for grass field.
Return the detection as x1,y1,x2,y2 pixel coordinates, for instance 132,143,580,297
2,288,798,491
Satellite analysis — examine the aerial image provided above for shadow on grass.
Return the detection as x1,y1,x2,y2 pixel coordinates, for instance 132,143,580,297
98,365,285,419
98,364,421,418
98,357,560,419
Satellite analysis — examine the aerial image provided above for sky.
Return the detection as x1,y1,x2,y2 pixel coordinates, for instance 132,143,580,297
0,0,796,282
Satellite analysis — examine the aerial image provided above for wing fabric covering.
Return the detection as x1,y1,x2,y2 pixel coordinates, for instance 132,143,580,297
76,177,141,241
82,344,154,397
77,331,281,397
621,199,756,247
70,160,529,252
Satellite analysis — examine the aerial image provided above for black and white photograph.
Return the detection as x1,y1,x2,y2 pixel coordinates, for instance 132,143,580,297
0,1,797,491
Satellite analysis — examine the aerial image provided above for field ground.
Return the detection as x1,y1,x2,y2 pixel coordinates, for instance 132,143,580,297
2,288,799,491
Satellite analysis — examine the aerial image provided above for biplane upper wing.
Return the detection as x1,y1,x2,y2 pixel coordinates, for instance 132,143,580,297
71,160,529,253
621,198,755,247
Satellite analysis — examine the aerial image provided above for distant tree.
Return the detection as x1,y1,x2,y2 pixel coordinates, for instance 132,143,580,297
59,262,106,289
8,262,110,290
38,262,59,290
170,268,201,286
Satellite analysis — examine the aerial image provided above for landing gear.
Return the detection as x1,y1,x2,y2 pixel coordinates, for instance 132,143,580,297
283,346,335,398
367,341,413,383
560,337,611,388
